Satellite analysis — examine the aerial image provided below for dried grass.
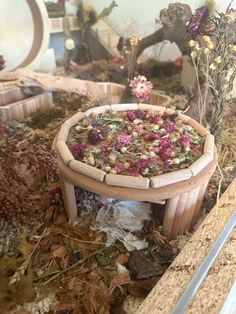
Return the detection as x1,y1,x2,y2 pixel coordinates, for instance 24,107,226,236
217,127,236,167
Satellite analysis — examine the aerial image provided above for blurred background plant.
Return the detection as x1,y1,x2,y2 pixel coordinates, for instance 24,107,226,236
0,54,5,71
75,0,117,63
187,0,236,139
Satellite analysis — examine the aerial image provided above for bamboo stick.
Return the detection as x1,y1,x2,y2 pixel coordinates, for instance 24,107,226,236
59,173,77,220
189,153,213,177
56,140,74,165
85,105,111,117
69,160,106,182
111,103,138,111
162,196,180,239
105,174,149,189
150,169,192,188
188,119,209,136
170,192,189,239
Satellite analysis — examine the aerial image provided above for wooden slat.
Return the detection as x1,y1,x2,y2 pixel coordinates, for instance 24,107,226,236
171,192,188,239
163,196,180,239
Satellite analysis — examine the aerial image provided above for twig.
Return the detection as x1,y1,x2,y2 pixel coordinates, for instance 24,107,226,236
9,227,48,285
33,270,60,283
61,233,118,247
43,246,106,285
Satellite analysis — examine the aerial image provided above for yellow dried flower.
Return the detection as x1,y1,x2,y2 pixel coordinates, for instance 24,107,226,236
130,36,139,46
202,35,211,43
231,45,236,52
188,40,196,47
203,47,209,55
207,41,214,49
191,51,197,59
214,56,222,64
210,63,217,70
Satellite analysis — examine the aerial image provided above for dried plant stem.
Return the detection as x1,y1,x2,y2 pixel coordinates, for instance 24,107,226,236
61,233,117,247
9,228,47,285
42,246,106,285
216,163,224,215
192,55,204,124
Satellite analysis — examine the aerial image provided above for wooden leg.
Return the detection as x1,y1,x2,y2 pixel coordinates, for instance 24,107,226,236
162,196,179,239
59,173,78,221
179,187,200,234
170,192,188,239
190,180,209,228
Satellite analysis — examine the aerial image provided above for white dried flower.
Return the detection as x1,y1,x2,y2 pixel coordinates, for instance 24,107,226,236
65,38,75,50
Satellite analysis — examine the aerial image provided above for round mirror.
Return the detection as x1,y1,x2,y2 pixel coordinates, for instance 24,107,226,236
0,0,49,72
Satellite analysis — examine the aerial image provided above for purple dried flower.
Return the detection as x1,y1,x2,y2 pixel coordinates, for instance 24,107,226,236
88,129,102,144
165,122,176,133
71,143,86,157
130,75,153,103
186,5,209,39
114,133,132,149
91,119,99,127
134,109,146,120
168,113,178,122
178,136,191,147
126,111,137,122
131,159,150,173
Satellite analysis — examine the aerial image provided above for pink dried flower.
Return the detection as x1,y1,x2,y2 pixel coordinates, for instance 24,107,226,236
115,162,125,173
88,129,102,144
178,136,191,147
150,113,160,124
133,125,144,135
114,133,132,149
126,111,137,122
153,138,173,160
130,75,153,103
71,143,86,157
146,133,160,140
134,109,146,120
165,122,176,133
131,159,150,173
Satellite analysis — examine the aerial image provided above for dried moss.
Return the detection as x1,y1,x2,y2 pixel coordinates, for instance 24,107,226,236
27,108,65,129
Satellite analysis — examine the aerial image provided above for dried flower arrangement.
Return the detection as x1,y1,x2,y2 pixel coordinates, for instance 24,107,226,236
67,109,204,178
187,0,236,138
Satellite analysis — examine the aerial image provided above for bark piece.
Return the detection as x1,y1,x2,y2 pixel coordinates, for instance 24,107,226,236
69,160,106,182
150,169,192,188
105,174,149,189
